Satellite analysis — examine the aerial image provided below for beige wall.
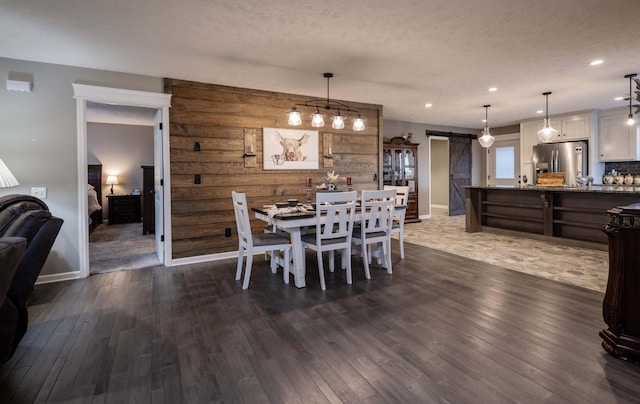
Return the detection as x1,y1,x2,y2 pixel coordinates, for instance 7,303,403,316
431,139,449,206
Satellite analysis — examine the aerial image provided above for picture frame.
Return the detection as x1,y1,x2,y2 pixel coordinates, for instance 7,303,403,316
263,127,319,170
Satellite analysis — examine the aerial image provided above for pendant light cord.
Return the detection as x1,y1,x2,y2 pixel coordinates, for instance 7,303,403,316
630,75,634,115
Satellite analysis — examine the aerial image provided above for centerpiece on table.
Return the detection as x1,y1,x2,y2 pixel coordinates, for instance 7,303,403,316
316,170,340,191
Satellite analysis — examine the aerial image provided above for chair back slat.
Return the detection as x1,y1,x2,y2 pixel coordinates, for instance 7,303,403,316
383,185,409,206
361,189,396,235
232,191,252,248
315,191,357,242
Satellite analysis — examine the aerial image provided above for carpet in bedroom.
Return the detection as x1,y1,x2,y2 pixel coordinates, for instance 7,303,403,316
89,222,160,274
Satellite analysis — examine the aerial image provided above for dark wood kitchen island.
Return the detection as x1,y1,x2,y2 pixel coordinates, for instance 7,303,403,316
465,185,640,248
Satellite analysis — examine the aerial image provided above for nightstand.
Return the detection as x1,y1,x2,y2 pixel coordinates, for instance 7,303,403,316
107,194,142,225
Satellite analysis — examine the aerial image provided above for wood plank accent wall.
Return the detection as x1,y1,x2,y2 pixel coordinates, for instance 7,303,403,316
164,79,383,259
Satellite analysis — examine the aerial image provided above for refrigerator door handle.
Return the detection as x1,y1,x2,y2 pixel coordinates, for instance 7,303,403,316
551,150,556,172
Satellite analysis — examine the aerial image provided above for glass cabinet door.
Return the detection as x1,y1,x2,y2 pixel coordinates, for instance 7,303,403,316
394,149,403,184
383,148,392,184
404,150,415,180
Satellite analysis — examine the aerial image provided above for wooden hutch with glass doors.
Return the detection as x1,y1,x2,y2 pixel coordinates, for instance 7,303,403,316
383,137,420,222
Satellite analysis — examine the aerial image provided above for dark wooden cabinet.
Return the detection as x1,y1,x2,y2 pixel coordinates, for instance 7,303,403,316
600,203,640,360
383,137,420,222
107,195,141,225
141,165,155,235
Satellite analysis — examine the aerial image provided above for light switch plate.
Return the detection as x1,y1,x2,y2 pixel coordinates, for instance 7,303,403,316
31,187,47,199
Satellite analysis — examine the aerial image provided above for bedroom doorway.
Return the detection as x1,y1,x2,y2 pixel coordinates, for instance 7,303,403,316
86,116,156,274
73,84,171,278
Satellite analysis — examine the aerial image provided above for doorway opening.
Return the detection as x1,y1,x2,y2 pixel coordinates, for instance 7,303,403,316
73,84,172,278
86,112,157,274
429,137,449,217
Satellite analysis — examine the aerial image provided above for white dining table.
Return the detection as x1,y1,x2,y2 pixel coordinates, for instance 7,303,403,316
253,204,406,288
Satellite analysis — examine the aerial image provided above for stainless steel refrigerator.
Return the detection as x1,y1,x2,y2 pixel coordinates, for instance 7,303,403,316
532,141,588,187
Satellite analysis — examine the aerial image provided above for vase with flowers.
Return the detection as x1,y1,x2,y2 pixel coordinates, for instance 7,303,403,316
326,170,339,191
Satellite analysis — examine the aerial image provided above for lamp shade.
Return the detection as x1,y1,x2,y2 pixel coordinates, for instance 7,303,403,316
478,128,495,148
0,158,19,188
311,110,325,127
352,116,365,132
478,105,495,148
105,175,119,185
537,92,558,143
331,114,345,129
287,107,302,126
537,118,559,143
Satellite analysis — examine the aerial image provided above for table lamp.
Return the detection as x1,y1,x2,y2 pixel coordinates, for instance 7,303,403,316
106,175,118,195
0,158,19,188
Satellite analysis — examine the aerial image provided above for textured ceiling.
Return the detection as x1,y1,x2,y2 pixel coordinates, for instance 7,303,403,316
2,0,640,129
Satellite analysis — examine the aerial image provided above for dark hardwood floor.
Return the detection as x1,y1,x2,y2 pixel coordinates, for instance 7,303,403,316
1,241,639,403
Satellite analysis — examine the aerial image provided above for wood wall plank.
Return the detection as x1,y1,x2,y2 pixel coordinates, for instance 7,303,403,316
166,78,382,259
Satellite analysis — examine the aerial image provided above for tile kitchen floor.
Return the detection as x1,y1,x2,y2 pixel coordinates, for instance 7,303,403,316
401,214,608,293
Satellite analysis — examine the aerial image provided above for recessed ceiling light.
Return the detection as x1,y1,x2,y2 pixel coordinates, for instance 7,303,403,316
536,110,544,114
488,87,497,92
425,103,433,108
590,59,603,66
482,119,487,123
614,96,624,101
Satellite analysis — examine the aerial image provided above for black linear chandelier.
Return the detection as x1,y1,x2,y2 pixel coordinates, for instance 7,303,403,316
287,73,365,131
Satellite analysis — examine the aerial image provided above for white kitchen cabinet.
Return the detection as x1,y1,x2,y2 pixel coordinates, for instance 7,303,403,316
557,113,591,141
521,112,591,145
598,108,640,161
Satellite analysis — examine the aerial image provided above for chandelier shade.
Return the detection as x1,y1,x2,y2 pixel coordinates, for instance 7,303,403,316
287,73,365,131
537,92,558,143
478,104,495,148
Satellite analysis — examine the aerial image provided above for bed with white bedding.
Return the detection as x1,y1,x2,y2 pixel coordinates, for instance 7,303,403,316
88,164,103,233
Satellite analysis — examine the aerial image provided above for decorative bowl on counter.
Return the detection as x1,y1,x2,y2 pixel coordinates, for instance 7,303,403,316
287,199,299,207
625,174,634,185
603,174,614,185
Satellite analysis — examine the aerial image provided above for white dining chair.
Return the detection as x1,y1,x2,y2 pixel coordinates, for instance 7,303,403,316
353,189,396,279
232,191,291,289
300,191,357,290
383,185,409,259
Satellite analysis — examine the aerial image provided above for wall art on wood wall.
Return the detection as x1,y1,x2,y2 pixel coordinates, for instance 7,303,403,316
263,127,319,170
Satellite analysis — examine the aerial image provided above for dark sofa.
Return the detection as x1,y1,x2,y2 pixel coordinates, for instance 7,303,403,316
0,194,63,363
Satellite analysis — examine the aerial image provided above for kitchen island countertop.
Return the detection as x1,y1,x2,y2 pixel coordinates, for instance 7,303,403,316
467,185,640,194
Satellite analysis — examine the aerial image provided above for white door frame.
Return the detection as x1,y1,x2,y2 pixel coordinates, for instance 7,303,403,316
73,84,172,278
486,133,520,187
428,135,449,218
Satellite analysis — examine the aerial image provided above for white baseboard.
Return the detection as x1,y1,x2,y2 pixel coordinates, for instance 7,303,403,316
419,214,431,220
35,251,242,285
36,271,83,285
167,251,239,267
431,204,449,209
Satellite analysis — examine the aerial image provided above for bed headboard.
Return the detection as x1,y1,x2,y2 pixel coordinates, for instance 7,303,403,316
88,164,103,203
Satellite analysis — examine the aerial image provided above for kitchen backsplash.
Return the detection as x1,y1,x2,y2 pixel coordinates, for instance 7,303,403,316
605,162,640,174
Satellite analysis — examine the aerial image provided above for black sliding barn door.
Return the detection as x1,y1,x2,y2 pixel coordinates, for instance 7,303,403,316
449,136,471,216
